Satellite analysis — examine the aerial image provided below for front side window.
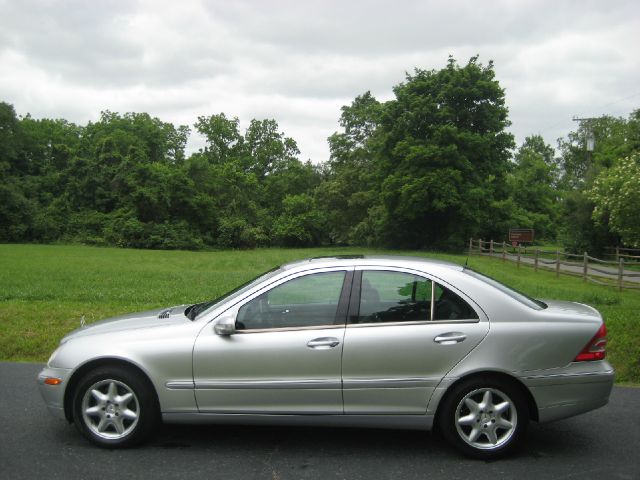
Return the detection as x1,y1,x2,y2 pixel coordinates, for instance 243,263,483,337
236,271,346,330
354,270,478,324
357,271,432,323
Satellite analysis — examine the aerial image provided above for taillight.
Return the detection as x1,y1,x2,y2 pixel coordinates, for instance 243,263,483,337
574,323,607,361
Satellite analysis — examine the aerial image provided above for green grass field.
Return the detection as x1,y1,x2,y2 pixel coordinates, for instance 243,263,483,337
1,244,638,383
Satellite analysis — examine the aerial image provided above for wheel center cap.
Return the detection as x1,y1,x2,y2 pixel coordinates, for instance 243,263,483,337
106,404,117,415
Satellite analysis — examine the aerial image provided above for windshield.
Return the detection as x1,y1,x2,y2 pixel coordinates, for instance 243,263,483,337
464,269,547,310
187,266,282,320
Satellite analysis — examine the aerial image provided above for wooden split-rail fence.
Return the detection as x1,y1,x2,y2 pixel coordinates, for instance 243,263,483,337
469,238,640,291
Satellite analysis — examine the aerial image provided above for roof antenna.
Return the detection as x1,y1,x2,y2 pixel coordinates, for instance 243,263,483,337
464,256,469,268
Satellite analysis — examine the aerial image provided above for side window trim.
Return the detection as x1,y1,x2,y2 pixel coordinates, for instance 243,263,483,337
347,270,363,325
335,270,355,326
430,277,435,321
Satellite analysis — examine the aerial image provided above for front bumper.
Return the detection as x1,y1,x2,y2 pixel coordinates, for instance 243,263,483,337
523,361,615,423
37,366,73,420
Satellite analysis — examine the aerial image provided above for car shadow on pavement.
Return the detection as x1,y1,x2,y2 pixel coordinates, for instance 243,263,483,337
148,420,588,461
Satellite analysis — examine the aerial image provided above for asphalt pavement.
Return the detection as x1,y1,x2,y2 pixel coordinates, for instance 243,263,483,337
1,362,638,480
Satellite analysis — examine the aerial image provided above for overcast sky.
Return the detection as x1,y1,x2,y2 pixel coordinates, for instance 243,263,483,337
1,0,638,163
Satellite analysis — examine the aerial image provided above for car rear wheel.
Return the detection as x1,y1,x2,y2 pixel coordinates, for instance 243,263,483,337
72,366,158,448
439,376,528,459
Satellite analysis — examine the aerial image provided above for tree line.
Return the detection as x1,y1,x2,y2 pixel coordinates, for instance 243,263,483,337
1,56,639,252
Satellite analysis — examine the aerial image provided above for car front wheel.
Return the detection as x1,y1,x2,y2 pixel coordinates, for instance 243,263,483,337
439,377,528,459
72,366,158,448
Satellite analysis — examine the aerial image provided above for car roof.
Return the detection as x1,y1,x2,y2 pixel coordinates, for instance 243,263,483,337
280,255,464,273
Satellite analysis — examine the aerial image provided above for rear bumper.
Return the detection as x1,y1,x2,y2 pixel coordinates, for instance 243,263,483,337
37,366,72,421
523,361,614,423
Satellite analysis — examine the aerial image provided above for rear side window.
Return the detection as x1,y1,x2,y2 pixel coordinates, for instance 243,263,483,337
353,271,478,324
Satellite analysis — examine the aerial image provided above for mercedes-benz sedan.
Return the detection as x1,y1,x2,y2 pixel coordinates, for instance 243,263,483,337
38,256,614,459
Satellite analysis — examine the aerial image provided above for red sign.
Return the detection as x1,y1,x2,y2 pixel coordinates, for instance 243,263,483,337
509,228,534,243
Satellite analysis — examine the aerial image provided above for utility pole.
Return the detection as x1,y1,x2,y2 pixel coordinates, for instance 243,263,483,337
572,116,597,166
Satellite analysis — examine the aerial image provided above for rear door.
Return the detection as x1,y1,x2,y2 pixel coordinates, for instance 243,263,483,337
341,267,489,414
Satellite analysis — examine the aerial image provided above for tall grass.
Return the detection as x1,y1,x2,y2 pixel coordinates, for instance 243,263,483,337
1,244,637,383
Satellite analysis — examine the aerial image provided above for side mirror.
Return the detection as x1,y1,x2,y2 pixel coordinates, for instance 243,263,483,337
214,314,236,336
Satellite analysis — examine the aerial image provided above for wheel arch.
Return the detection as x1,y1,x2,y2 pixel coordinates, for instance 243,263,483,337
63,357,161,423
433,371,539,429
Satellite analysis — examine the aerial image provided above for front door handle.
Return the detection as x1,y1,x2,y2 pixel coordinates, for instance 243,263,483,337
307,337,340,349
434,332,467,345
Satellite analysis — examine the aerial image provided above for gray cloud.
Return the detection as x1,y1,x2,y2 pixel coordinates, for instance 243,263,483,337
1,0,639,163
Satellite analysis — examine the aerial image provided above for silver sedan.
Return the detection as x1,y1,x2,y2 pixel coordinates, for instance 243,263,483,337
38,256,614,459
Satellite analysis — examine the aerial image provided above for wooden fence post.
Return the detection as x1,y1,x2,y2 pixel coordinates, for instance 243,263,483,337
615,246,619,262
555,249,560,278
618,257,624,291
517,245,521,268
502,242,506,262
480,239,484,255
469,238,473,256
534,249,539,272
490,239,494,255
583,252,588,281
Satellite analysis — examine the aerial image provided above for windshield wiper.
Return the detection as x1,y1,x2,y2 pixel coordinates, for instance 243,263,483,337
186,302,206,321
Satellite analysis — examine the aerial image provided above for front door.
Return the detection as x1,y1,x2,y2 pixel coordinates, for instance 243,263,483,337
193,268,352,414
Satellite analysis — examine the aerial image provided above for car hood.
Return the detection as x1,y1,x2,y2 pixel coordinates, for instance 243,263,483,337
61,305,189,343
540,299,602,321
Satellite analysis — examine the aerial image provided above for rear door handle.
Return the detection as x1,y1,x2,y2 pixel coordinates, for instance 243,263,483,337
307,337,340,349
434,332,467,345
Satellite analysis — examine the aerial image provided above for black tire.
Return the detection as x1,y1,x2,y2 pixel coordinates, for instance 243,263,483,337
438,376,529,460
72,366,159,448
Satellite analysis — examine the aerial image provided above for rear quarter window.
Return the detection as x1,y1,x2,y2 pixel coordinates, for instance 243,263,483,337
464,269,546,310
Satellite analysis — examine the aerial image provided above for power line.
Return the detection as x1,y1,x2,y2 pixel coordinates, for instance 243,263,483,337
592,91,640,111
573,91,640,120
537,91,640,136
